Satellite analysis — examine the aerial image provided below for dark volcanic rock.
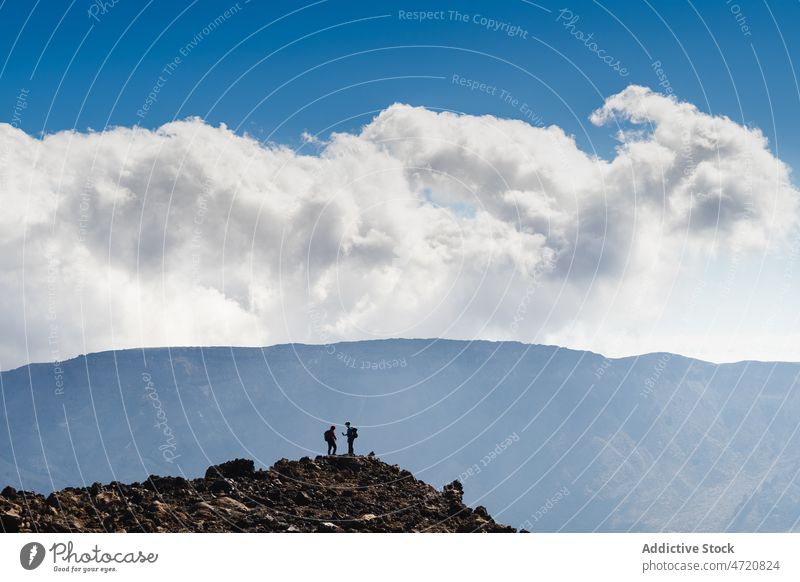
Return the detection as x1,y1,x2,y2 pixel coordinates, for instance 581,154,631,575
205,458,255,480
1,456,515,533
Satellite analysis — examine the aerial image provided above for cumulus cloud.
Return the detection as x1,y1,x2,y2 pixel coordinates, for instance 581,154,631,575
0,85,796,368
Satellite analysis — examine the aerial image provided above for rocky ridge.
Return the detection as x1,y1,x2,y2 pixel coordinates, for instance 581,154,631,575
0,455,515,533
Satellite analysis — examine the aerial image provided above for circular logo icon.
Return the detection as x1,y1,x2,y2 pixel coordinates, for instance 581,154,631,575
20,542,46,570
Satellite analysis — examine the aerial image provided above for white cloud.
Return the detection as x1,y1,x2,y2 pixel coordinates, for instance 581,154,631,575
0,85,796,368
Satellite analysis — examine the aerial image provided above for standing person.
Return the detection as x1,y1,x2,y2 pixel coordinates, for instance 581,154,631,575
324,425,337,455
342,421,358,455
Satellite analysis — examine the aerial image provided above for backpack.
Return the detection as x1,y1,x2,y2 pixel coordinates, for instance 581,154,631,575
351,427,358,439
324,429,334,443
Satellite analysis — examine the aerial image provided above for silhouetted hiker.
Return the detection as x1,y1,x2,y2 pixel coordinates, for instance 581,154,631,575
342,421,358,455
324,425,337,455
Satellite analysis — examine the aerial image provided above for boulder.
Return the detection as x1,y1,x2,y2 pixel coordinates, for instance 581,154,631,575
0,508,21,532
212,496,249,513
208,479,233,495
294,491,312,505
205,458,255,480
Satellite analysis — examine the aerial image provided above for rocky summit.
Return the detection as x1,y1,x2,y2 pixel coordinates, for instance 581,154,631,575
0,455,515,533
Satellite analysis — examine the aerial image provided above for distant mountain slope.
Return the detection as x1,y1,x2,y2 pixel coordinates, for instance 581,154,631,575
1,339,799,532
0,455,515,533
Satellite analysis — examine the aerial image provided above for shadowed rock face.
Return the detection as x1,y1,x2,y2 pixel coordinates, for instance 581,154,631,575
0,456,515,533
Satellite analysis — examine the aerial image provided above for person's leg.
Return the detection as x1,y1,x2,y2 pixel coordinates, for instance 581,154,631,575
332,442,337,455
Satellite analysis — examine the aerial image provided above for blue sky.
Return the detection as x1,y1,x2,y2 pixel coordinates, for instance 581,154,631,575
1,0,798,164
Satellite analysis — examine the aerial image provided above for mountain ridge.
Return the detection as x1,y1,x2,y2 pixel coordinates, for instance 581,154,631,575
9,337,792,375
3,338,800,532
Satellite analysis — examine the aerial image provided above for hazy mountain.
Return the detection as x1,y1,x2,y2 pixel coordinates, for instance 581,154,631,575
2,339,799,532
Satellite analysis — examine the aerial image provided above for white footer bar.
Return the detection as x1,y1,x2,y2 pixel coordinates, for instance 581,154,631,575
2,533,798,581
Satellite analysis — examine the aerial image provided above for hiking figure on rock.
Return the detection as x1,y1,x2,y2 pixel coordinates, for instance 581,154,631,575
342,421,358,455
324,425,337,455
